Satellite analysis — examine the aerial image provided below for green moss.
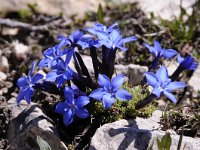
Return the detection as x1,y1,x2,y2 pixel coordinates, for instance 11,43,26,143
89,84,157,124
18,9,32,20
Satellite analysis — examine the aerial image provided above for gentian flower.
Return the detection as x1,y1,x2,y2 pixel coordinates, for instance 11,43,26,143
77,35,101,49
177,54,198,70
55,87,90,126
86,23,119,35
57,30,97,64
38,46,67,68
144,40,177,59
144,66,186,102
46,59,73,87
87,23,137,51
144,40,177,70
89,74,132,109
17,61,43,104
98,29,137,51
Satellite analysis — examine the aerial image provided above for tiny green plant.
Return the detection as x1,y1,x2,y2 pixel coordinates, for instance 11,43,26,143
157,133,172,150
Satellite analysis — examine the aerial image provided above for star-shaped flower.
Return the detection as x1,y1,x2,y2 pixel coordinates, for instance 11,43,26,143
55,87,90,126
38,46,67,68
89,74,132,109
17,61,43,104
86,23,119,35
45,59,73,88
87,23,137,51
144,66,186,102
144,40,177,59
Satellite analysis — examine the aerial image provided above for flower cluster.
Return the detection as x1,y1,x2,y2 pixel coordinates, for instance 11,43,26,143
16,22,198,126
17,23,136,126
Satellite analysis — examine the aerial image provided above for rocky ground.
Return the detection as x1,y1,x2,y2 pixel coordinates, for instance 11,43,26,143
0,0,200,150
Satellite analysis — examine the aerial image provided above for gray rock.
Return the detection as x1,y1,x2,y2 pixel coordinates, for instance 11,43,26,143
0,0,103,18
90,110,200,150
106,0,195,21
0,71,7,81
115,64,148,86
7,98,68,150
12,41,30,61
0,56,9,73
188,65,200,92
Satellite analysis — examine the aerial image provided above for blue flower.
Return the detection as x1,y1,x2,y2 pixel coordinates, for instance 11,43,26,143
55,87,90,126
46,59,73,88
89,74,132,109
86,23,119,35
144,66,186,102
77,35,101,49
98,29,137,51
57,30,96,63
38,46,67,68
177,54,198,70
89,29,137,51
17,61,43,104
144,40,177,59
87,23,137,51
39,30,85,69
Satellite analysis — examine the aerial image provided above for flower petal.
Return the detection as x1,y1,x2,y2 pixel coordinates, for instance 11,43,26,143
144,72,159,87
65,48,73,64
28,61,37,76
75,107,89,118
63,109,74,126
143,43,157,57
55,102,66,114
75,96,90,107
102,94,115,109
24,87,34,104
177,54,184,63
164,82,186,91
116,45,128,51
64,87,74,104
156,66,168,84
16,88,28,104
154,40,162,53
115,89,132,101
46,70,58,81
107,23,119,33
55,75,66,88
38,58,51,68
31,73,43,84
98,74,111,89
122,36,137,44
110,30,120,42
99,40,112,49
152,87,161,97
17,77,29,88
63,68,73,80
163,91,177,103
69,30,83,43
111,74,125,91
162,49,177,58
89,88,104,101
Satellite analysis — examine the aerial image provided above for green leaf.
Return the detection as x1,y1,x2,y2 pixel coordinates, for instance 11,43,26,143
161,133,172,150
37,136,51,150
19,64,27,75
156,138,162,150
97,3,104,24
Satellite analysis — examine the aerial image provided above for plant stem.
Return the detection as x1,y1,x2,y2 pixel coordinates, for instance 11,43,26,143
135,94,157,110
